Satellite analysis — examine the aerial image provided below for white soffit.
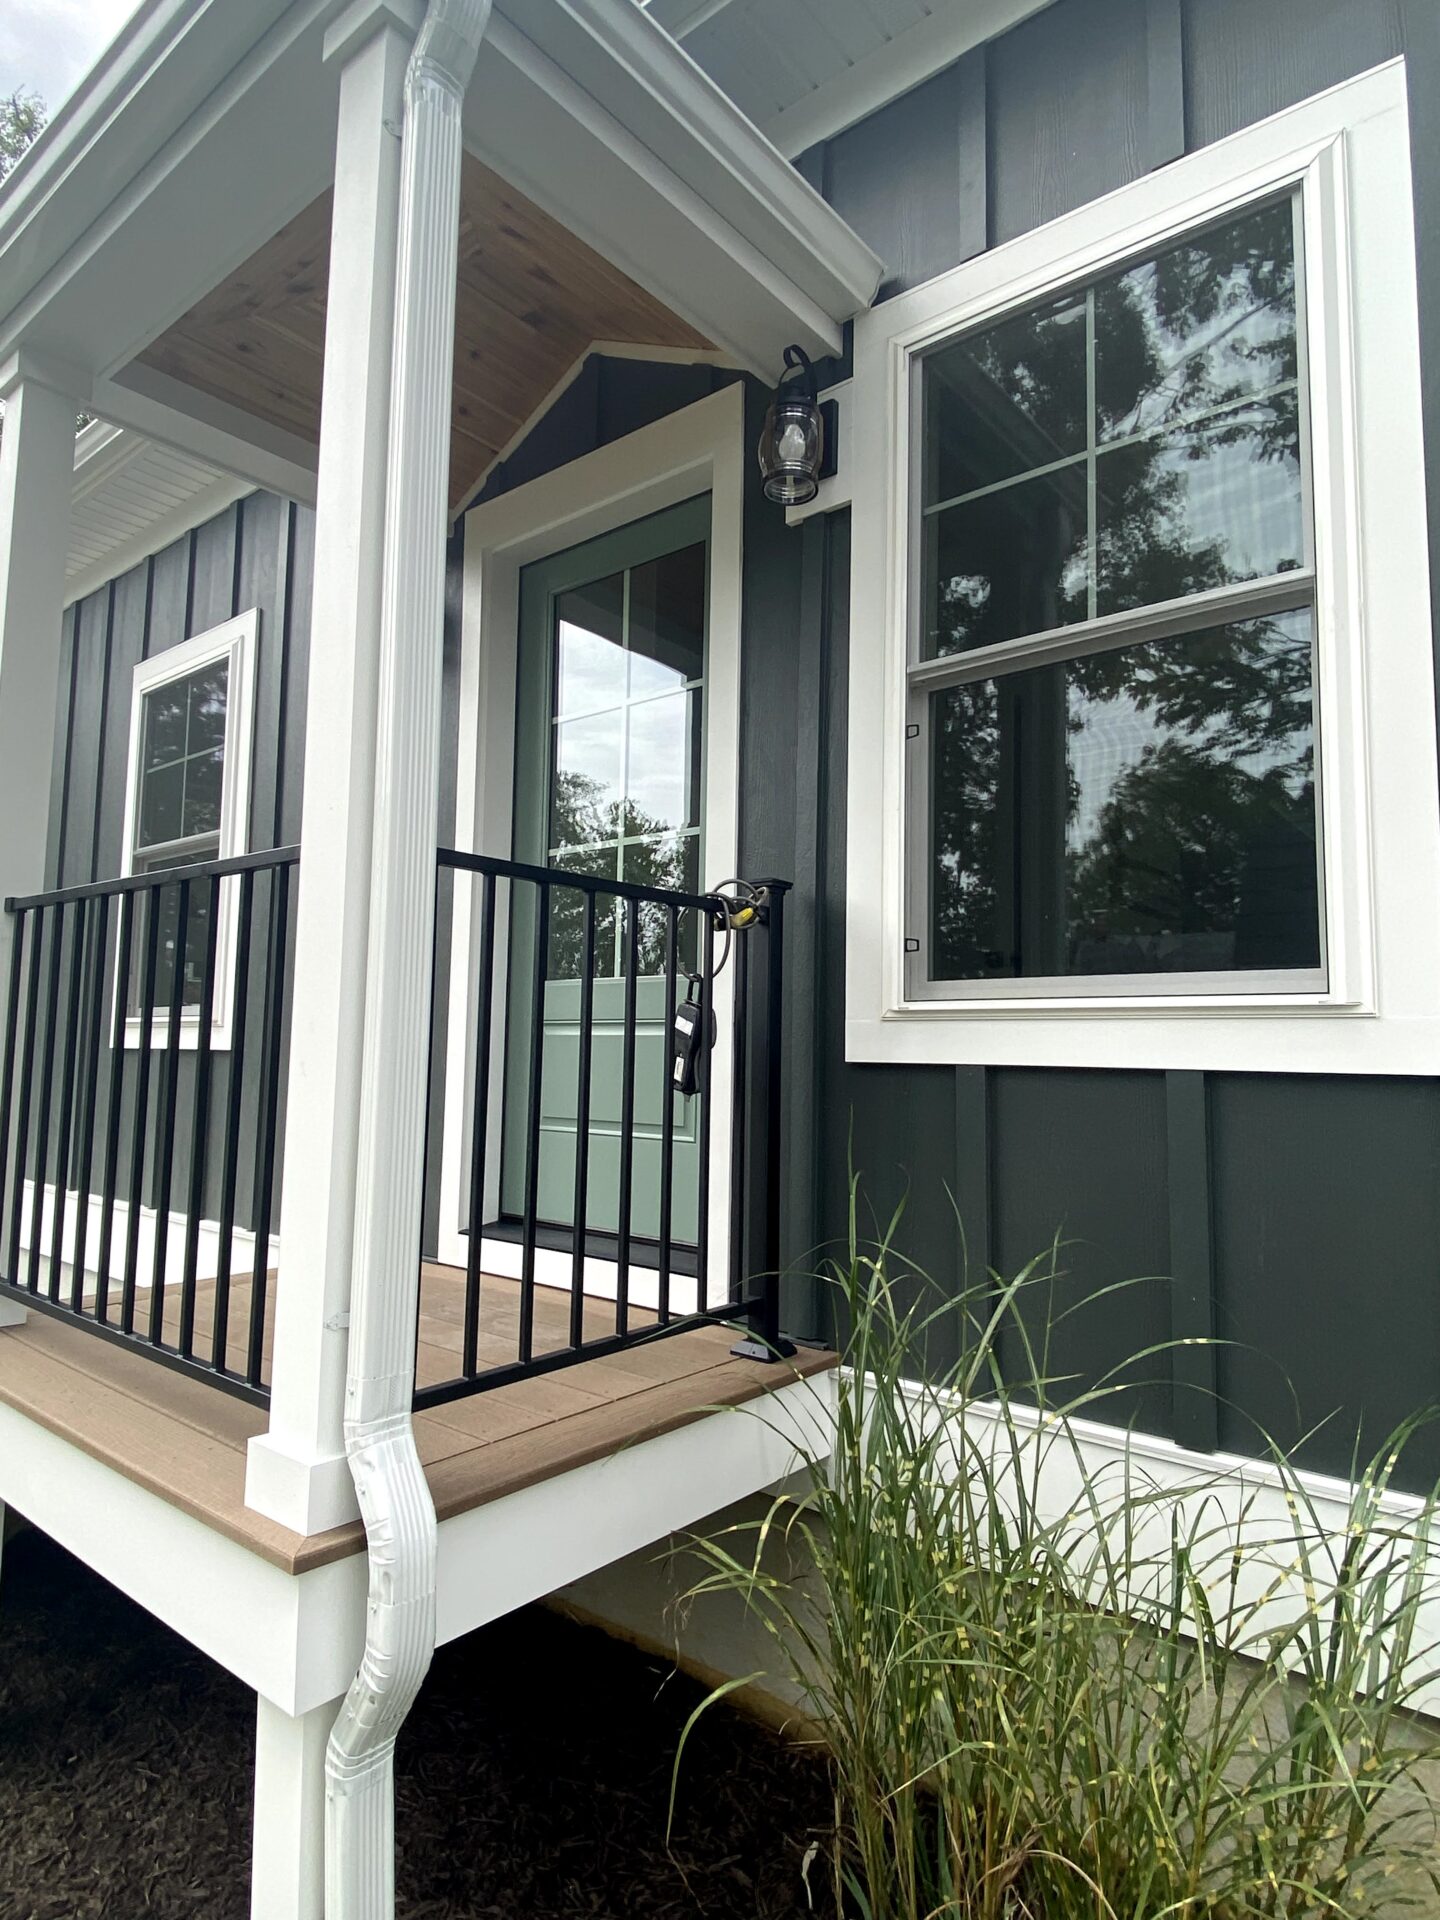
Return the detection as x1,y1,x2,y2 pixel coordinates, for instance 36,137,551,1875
642,0,1061,158
65,422,245,609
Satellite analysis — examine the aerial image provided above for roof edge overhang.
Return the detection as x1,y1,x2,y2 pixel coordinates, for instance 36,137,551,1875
0,0,882,426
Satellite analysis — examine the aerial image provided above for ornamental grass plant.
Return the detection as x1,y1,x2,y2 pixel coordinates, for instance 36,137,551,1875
675,1189,1440,1919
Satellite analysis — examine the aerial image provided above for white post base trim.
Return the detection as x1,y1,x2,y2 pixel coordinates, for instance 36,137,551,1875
245,1433,360,1536
253,1693,342,1920
0,1298,27,1328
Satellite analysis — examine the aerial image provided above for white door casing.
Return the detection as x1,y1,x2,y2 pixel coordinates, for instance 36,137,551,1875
436,382,745,1310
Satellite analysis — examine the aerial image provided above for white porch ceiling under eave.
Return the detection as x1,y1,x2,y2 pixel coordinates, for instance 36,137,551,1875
0,0,882,500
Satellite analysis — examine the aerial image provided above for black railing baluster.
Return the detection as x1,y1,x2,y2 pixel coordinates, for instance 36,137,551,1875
247,863,291,1391
518,879,549,1367
95,891,135,1324
695,906,715,1314
48,898,88,1302
179,876,222,1359
0,849,295,1407
615,899,639,1341
121,884,162,1334
70,894,110,1312
0,910,30,1274
656,902,678,1327
10,906,48,1287
213,867,256,1377
728,913,750,1313
462,871,497,1381
149,877,189,1345
570,889,597,1351
28,901,66,1295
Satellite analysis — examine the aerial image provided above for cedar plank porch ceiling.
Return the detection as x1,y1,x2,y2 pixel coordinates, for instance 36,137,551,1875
136,153,713,510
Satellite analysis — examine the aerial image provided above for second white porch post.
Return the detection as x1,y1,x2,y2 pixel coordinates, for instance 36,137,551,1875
245,9,417,1535
0,369,77,1327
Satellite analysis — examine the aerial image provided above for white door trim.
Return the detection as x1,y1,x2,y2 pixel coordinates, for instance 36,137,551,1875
437,382,746,1310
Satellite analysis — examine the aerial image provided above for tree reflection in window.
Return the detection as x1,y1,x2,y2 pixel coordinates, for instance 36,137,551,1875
918,197,1322,988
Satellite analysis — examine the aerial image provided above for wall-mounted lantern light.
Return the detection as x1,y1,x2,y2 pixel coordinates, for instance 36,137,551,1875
758,344,837,507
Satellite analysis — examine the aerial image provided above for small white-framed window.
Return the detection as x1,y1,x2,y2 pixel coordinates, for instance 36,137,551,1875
845,59,1440,1075
118,610,259,1050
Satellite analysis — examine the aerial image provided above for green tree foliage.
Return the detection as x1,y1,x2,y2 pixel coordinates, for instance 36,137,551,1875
0,89,45,185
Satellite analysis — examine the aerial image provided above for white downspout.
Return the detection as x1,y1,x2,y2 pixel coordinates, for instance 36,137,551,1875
324,3,490,1917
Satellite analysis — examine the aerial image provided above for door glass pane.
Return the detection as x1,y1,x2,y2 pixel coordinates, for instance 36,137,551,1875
547,847,620,980
625,834,699,974
551,712,623,848
626,692,695,835
924,293,1088,503
629,543,705,698
929,610,1320,983
1095,199,1298,443
555,576,624,718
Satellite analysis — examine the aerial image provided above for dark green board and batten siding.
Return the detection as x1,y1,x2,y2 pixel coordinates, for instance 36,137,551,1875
780,0,1440,1494
40,0,1440,1487
47,494,315,1234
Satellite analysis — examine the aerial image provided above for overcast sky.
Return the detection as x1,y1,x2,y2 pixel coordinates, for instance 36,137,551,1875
1,0,139,119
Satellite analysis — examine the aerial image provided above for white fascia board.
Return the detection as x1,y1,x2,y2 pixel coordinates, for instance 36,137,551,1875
760,0,1060,158
0,0,295,337
0,0,341,384
490,0,882,319
468,16,861,374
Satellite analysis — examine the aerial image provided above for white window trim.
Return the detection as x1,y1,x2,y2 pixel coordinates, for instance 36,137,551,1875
117,609,259,1052
436,384,746,1311
845,58,1440,1075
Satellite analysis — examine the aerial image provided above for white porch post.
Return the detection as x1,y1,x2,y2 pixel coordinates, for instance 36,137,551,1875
244,7,418,1535
252,1692,342,1920
0,369,77,1328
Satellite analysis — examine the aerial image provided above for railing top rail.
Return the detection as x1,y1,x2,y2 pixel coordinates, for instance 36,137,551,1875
5,844,301,914
437,845,724,917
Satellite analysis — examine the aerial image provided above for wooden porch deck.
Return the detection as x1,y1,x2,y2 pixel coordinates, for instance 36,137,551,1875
0,1265,833,1576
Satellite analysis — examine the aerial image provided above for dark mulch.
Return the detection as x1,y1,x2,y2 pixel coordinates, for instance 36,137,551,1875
0,1528,835,1919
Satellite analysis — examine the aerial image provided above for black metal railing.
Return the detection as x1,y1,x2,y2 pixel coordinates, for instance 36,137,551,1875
0,848,298,1404
420,849,790,1410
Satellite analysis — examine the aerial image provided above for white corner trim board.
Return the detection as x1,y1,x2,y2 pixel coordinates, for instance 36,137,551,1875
436,382,746,1308
846,60,1440,1075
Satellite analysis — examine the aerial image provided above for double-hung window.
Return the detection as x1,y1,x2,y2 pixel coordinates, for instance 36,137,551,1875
844,61,1440,1073
120,611,258,1047
911,196,1318,998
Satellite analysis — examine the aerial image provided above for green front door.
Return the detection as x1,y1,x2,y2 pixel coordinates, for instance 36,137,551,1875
500,495,711,1253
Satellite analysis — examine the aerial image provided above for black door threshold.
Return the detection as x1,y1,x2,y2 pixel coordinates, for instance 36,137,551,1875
463,1217,700,1279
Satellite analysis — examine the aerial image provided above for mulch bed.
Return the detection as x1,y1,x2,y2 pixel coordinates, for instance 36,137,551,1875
0,1528,835,1919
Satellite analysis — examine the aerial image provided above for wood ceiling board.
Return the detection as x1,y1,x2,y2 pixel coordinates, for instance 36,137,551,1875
136,158,712,512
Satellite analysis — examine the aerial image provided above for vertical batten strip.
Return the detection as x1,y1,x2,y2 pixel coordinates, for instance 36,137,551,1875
1165,1068,1219,1453
1144,0,1186,170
